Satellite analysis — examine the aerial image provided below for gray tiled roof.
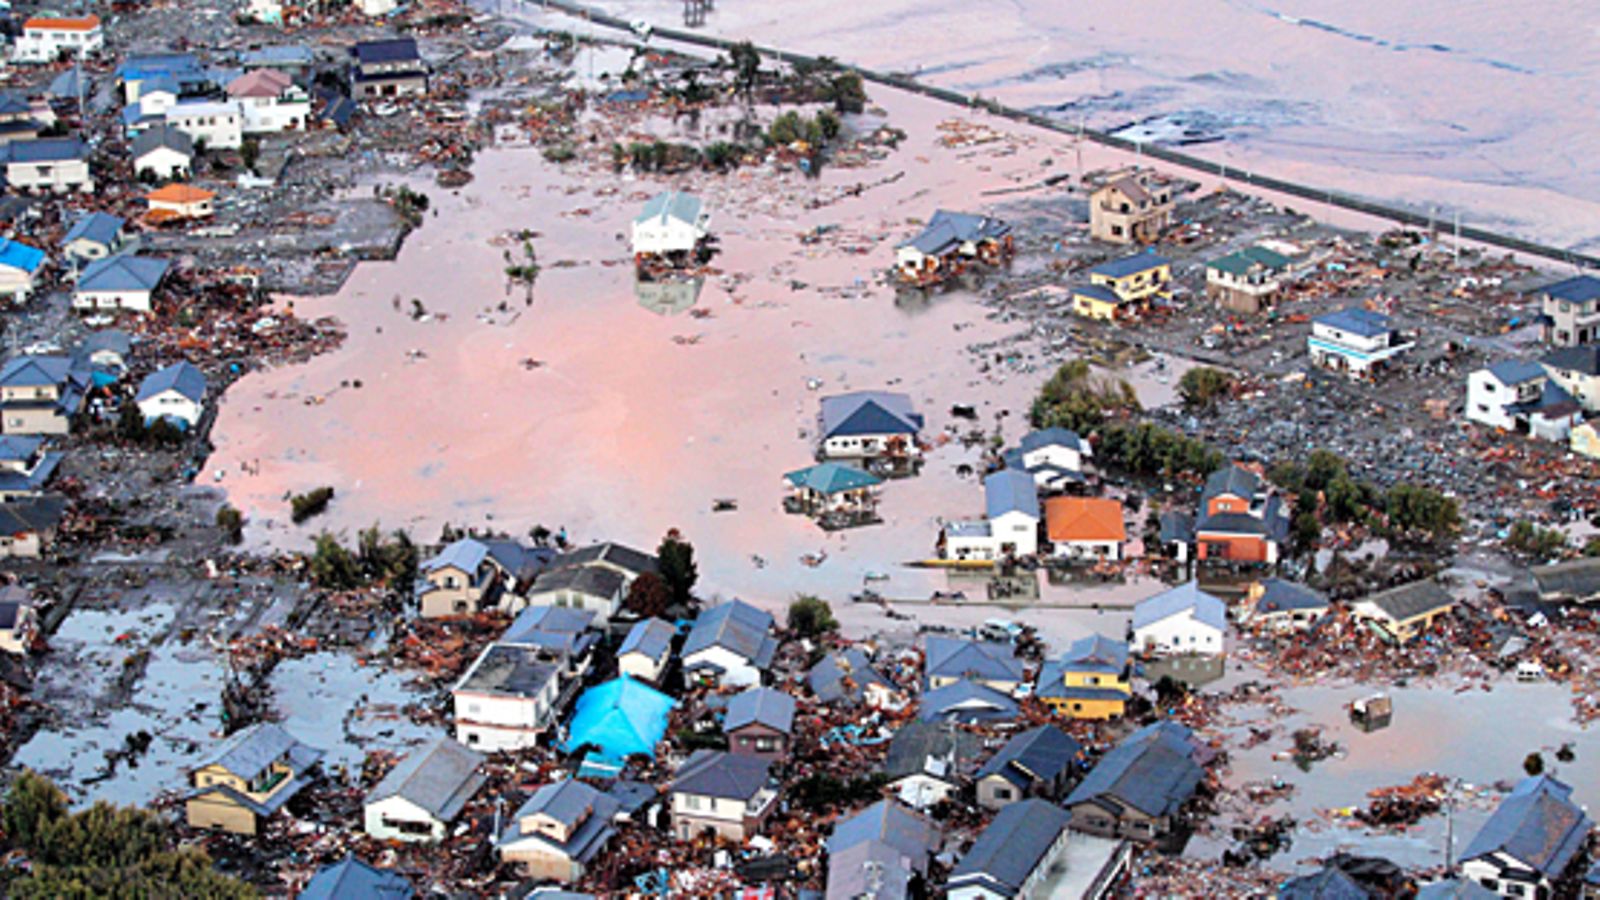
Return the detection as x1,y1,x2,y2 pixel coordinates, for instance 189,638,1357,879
975,725,1081,785
825,799,939,862
682,599,774,663
365,737,485,823
882,721,981,782
808,647,891,704
918,680,1018,724
196,721,322,782
672,749,771,801
1532,557,1600,600
923,636,1023,686
527,564,624,600
947,799,1071,896
135,361,206,404
501,779,621,864
298,856,414,900
725,687,795,735
1360,579,1453,622
1064,727,1202,820
618,618,675,660
1132,581,1227,633
553,541,658,576
1460,775,1591,878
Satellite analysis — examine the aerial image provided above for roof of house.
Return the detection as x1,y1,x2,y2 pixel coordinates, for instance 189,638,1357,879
1415,881,1499,900
136,361,206,403
725,686,795,735
365,737,485,823
1359,579,1454,623
1208,245,1291,276
562,676,675,765
298,856,414,900
882,720,981,782
424,537,488,574
0,355,76,388
1460,775,1591,878
820,390,923,439
1278,865,1372,900
501,605,598,652
900,209,1010,255
455,643,561,697
1540,344,1600,377
1072,282,1125,305
1532,557,1600,599
1100,173,1154,203
353,38,421,64
241,45,316,67
618,617,675,661
682,599,775,665
984,468,1040,520
500,779,620,864
1315,306,1393,338
0,497,66,535
634,190,703,228
1539,274,1600,303
1064,730,1202,819
923,635,1023,685
918,679,1019,724
1059,633,1129,675
1090,251,1170,280
809,647,892,704
1487,359,1546,386
976,725,1082,788
1044,496,1125,543
0,599,29,631
552,541,658,577
0,435,41,464
62,213,123,249
146,184,215,204
1159,510,1194,544
1015,427,1089,455
826,799,939,862
672,749,771,800
48,68,90,100
1203,464,1261,501
1131,581,1228,633
227,68,294,98
24,14,101,31
79,255,170,294
1255,579,1329,616
195,721,323,781
0,239,44,276
132,123,194,159
948,799,1072,896
526,564,625,601
785,462,882,495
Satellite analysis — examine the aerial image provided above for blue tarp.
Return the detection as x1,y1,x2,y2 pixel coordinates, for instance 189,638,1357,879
563,676,675,770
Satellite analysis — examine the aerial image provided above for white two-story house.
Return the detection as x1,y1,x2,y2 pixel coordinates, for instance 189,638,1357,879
1307,306,1413,378
670,750,779,842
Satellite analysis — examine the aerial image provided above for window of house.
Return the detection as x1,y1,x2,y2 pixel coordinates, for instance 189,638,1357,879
684,795,702,810
993,787,1012,800
755,737,780,752
465,733,478,744
382,816,434,836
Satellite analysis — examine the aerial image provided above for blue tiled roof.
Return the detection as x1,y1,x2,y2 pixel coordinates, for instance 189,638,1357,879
1254,579,1328,615
1460,775,1591,877
682,599,775,664
298,856,413,900
79,256,170,293
1540,274,1600,303
820,390,923,439
0,238,44,275
1072,282,1122,304
1131,581,1227,633
983,468,1039,520
62,212,124,249
135,361,206,403
1060,633,1128,674
1064,728,1202,818
725,686,795,734
1487,359,1546,385
924,635,1023,685
1315,306,1392,338
948,799,1071,896
918,679,1018,723
424,537,487,574
618,618,674,661
1090,251,1170,280
785,462,882,495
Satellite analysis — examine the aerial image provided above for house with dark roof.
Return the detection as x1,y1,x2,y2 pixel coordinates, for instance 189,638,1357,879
670,749,779,841
1540,344,1600,413
1467,358,1584,443
0,354,90,435
1309,306,1414,378
186,722,325,835
0,589,38,655
725,686,795,761
825,800,940,900
0,434,62,502
681,599,777,689
1206,244,1293,314
947,799,1074,899
418,537,499,618
1277,864,1373,900
131,123,194,180
548,541,658,589
894,209,1013,285
1077,250,1172,319
1193,464,1289,565
61,212,125,262
1003,426,1093,491
1243,579,1330,633
1415,880,1499,900
1537,274,1600,347
363,737,486,842
919,679,1019,725
809,647,902,709
1459,775,1593,898
453,609,596,753
497,779,622,884
923,635,1023,693
350,38,428,100
1036,634,1131,720
818,390,924,469
298,856,414,900
883,720,981,810
1351,579,1455,643
0,137,91,192
618,617,675,683
1531,558,1600,605
135,361,206,428
975,725,1083,811
1063,724,1204,842
1132,582,1227,656
75,255,171,314
515,565,626,619
0,497,66,558
630,190,709,260
1090,169,1172,245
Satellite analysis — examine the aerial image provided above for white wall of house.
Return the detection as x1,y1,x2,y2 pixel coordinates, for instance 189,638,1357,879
894,774,957,810
13,25,103,63
0,531,42,558
943,525,997,561
631,217,703,256
990,510,1039,557
683,645,760,689
238,94,311,133
1545,367,1600,412
166,102,244,150
1460,853,1551,900
1021,443,1085,474
522,588,619,618
1133,612,1223,656
1051,538,1121,561
453,689,548,753
76,288,155,314
821,432,915,460
363,795,446,842
138,389,202,426
619,650,667,683
135,146,191,180
4,159,92,193
359,0,400,15
0,268,38,303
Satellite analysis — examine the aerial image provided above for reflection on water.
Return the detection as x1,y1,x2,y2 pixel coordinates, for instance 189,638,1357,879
634,276,703,315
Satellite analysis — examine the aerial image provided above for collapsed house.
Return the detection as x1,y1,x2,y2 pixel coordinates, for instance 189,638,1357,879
894,209,1013,286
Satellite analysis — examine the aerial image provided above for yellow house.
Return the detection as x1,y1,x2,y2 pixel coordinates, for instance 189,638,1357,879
1036,634,1131,720
187,723,324,835
1072,252,1172,321
1352,579,1455,644
1572,419,1600,460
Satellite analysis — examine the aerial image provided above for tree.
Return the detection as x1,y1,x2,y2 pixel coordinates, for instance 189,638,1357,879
1029,359,1140,433
308,531,361,590
1506,520,1567,559
787,595,838,638
1384,483,1459,541
240,137,260,174
1523,751,1544,776
624,571,672,619
729,41,761,98
1178,366,1234,410
823,71,867,114
116,401,145,443
216,505,244,544
656,529,698,607
290,486,335,524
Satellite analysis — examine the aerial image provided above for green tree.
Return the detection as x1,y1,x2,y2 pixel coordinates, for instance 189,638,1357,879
216,505,244,544
240,137,260,174
1304,449,1348,493
1177,366,1234,410
1523,751,1544,776
116,401,145,444
624,571,672,619
1506,520,1566,559
823,71,867,114
309,531,361,590
290,486,335,524
657,529,698,606
1029,359,1140,433
1384,483,1459,541
729,41,761,98
787,595,838,638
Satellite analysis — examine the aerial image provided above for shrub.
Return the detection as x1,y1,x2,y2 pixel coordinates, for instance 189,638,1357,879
290,486,335,524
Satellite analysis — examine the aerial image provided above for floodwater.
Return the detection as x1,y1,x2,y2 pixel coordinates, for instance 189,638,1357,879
205,86,1189,638
570,0,1600,252
1208,678,1600,872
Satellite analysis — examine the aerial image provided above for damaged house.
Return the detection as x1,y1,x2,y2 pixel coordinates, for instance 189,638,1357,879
1192,464,1289,565
1307,306,1414,378
187,723,325,835
497,779,622,884
1089,170,1172,245
630,190,710,267
363,737,486,843
681,599,777,689
894,209,1013,286
1466,359,1583,443
1459,774,1592,899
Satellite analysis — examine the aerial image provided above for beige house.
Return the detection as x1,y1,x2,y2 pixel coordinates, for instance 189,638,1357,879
1089,171,1172,245
1351,579,1456,643
617,617,675,684
0,498,64,558
1537,275,1600,347
1205,246,1291,314
0,587,38,654
497,779,621,884
418,538,503,618
671,750,779,842
1540,345,1600,412
186,723,324,835
0,356,87,436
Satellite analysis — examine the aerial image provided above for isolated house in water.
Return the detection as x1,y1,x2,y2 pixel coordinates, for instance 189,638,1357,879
817,390,923,468
350,38,429,100
894,209,1013,285
1205,245,1291,314
630,190,709,264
